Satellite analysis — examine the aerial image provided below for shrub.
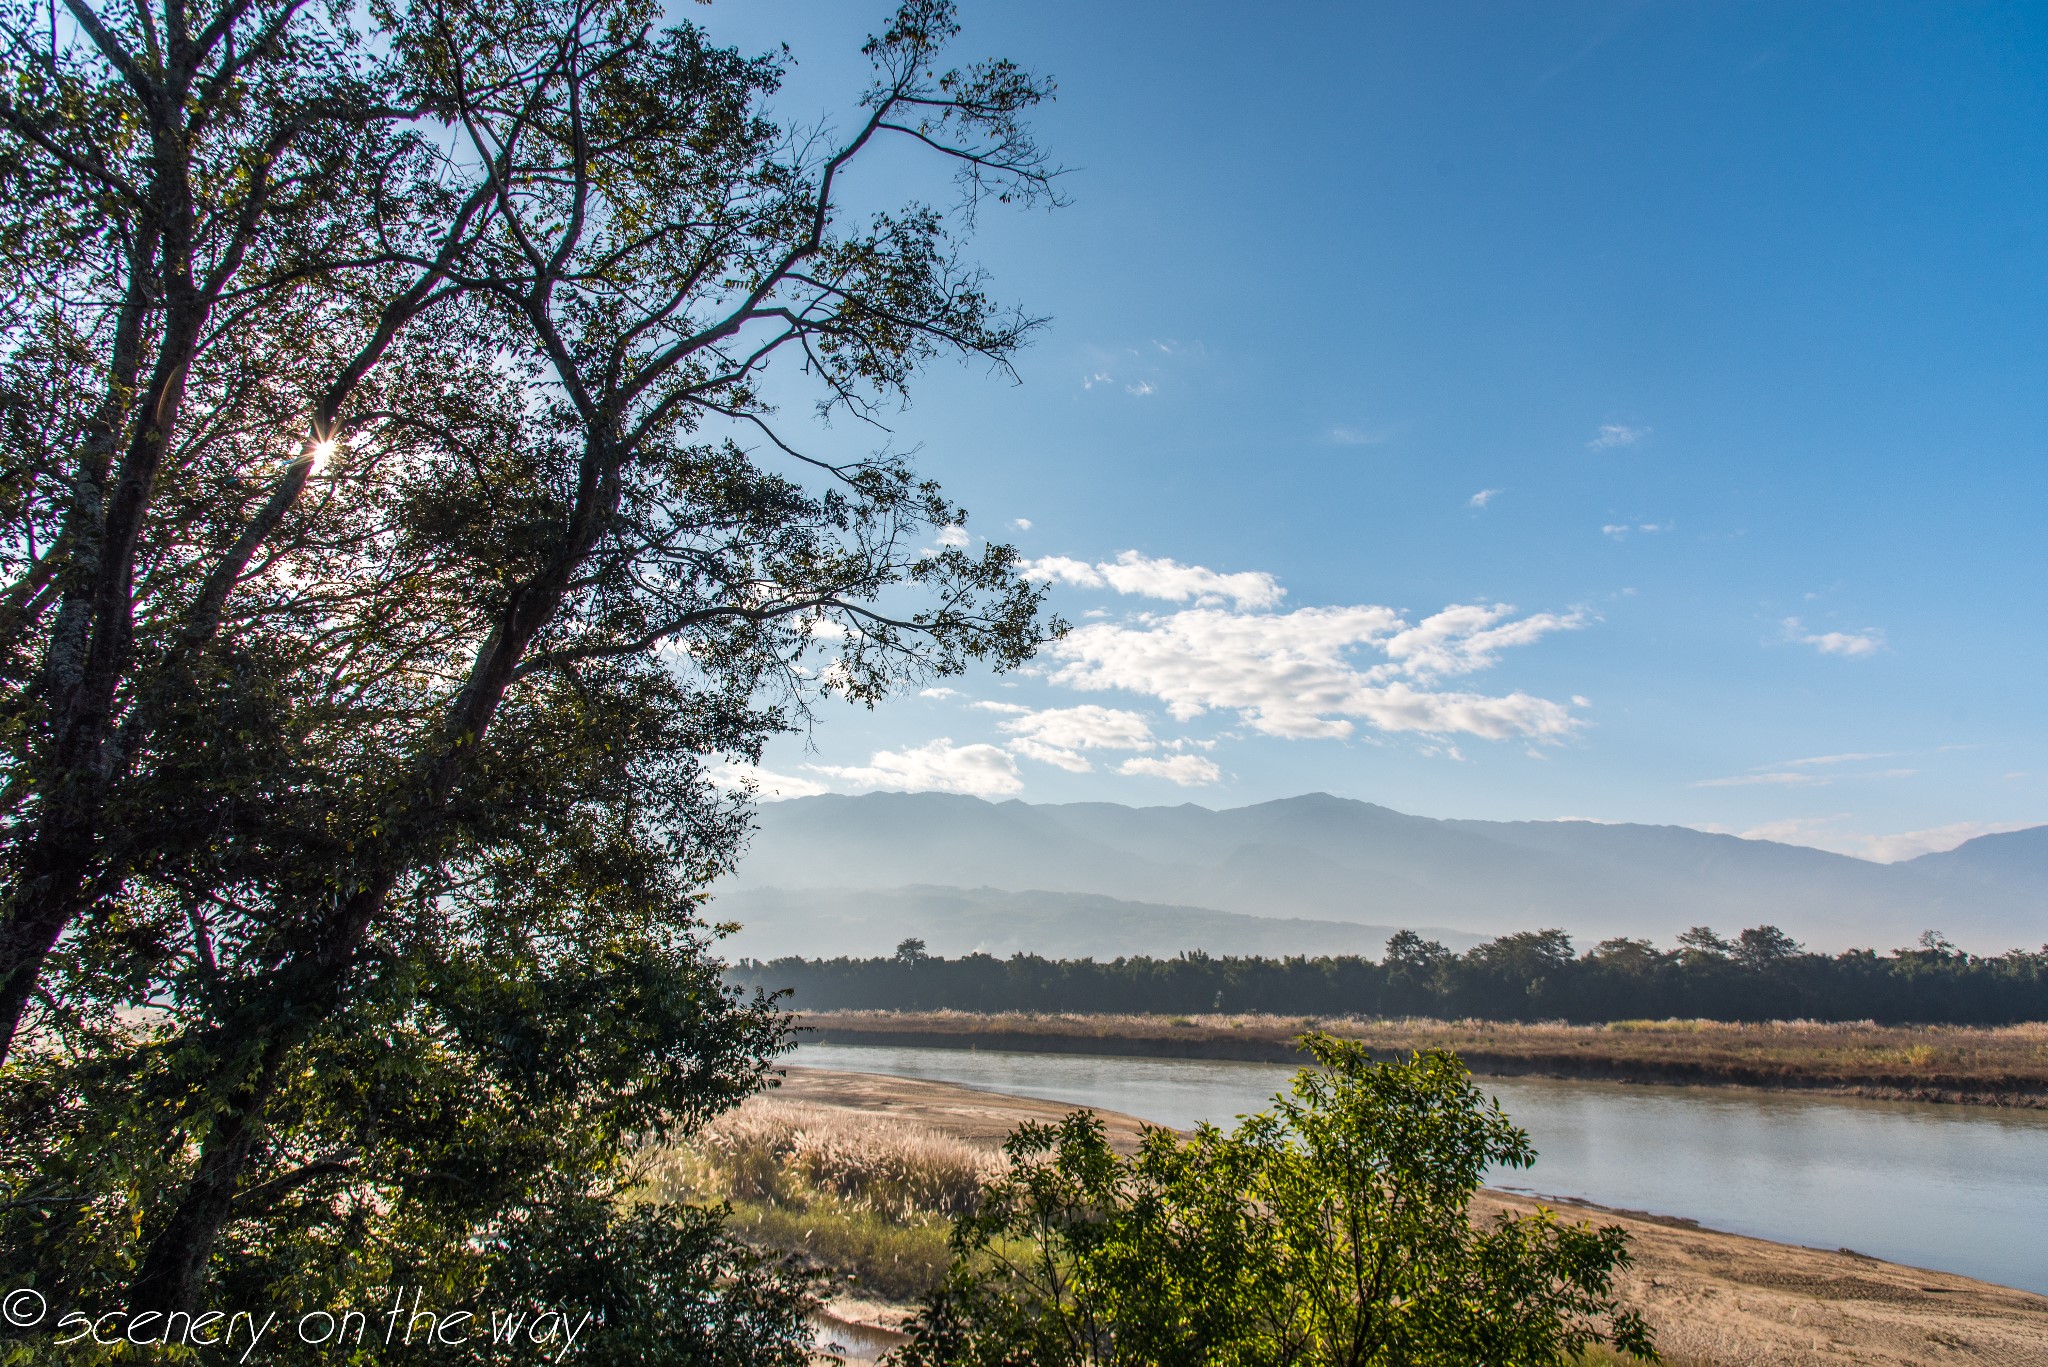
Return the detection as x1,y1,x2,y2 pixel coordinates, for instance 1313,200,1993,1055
895,1035,1656,1366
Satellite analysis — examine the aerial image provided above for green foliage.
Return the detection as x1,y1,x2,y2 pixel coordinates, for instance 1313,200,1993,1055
896,1036,1655,1367
0,912,817,1362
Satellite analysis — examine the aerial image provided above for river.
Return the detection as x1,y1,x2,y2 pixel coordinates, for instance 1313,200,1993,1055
794,1041,2048,1295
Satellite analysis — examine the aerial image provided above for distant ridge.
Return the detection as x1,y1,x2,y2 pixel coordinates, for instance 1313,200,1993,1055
718,791,2046,957
714,884,1482,963
1904,826,2048,899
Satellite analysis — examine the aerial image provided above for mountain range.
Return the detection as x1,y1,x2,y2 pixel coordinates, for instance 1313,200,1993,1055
714,792,2048,959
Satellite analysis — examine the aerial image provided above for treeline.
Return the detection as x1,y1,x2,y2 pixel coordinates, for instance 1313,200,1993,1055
728,927,2048,1025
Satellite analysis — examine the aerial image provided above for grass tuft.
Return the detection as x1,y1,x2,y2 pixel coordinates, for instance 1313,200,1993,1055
635,1099,1000,1301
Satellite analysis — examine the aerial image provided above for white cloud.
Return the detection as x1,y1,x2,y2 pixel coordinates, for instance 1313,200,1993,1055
1783,618,1885,658
1692,771,1828,789
1807,630,1885,657
706,761,832,801
1601,524,1630,540
1732,816,2040,863
1382,603,1588,682
1329,425,1394,446
1468,488,1503,509
1083,371,1113,389
1018,554,1097,586
997,704,1156,752
1046,601,1584,742
1588,423,1650,450
970,700,1033,715
918,686,959,699
1858,822,2035,862
1694,754,1915,788
1726,815,1852,849
1118,754,1222,786
935,524,971,547
1012,517,1033,531
1021,550,1285,609
1008,737,1093,772
813,739,1022,797
993,705,1157,773
1124,381,1156,397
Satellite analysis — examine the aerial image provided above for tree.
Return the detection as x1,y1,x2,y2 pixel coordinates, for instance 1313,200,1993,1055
1916,929,1958,958
899,1035,1656,1367
1468,928,1576,978
0,0,493,1062
1382,928,1452,976
1676,926,1733,962
1733,925,1801,970
1,0,1062,1334
1590,937,1666,975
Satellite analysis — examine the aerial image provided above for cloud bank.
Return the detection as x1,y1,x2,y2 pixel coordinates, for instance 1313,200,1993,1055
814,739,1023,797
1022,550,1285,609
1046,598,1586,741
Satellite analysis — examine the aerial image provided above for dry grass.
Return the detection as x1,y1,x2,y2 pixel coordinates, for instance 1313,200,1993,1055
799,1011,2048,1104
635,1099,1001,1301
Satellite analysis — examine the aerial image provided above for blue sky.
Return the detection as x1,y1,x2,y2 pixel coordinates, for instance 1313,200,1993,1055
699,0,2048,861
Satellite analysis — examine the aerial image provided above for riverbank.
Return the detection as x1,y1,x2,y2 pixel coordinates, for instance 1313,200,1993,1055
770,1065,2048,1367
796,1011,2048,1107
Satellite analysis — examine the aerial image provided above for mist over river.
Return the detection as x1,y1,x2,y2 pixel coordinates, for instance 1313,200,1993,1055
793,1042,2048,1295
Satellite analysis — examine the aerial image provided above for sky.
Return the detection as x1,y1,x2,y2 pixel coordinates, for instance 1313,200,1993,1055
693,0,2048,863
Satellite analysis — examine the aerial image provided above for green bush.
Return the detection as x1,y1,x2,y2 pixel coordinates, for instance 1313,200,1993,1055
896,1035,1657,1367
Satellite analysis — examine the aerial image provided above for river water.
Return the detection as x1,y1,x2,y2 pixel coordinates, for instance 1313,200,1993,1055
793,1042,2048,1295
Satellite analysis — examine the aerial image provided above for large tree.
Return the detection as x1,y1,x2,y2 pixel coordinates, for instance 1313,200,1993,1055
0,0,496,1060
0,0,1059,1337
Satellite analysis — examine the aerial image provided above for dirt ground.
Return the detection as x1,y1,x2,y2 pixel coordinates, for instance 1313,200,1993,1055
771,1065,2048,1367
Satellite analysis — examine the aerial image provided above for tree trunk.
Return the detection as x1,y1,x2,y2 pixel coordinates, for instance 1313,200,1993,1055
126,1042,287,1313
0,296,203,1065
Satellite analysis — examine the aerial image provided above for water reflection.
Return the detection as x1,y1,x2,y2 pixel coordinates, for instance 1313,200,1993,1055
793,1042,2048,1295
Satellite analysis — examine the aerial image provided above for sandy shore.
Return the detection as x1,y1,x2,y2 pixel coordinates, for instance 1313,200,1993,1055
772,1065,2048,1367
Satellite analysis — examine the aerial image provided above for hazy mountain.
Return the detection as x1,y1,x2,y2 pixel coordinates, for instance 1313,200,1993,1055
715,792,2048,956
1905,826,2048,904
715,885,1482,962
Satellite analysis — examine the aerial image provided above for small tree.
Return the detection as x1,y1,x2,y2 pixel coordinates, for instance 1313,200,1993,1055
898,1034,1655,1367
